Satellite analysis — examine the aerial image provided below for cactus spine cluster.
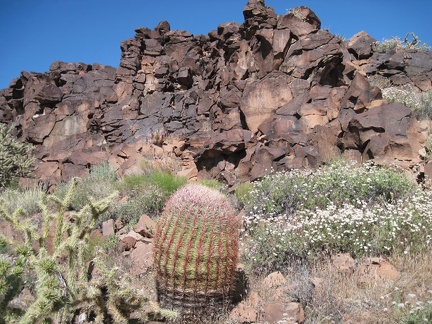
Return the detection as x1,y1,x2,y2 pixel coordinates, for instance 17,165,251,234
153,184,240,315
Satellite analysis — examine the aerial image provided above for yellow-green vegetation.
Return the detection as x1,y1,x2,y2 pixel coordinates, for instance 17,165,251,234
0,123,36,188
53,162,118,211
0,179,148,323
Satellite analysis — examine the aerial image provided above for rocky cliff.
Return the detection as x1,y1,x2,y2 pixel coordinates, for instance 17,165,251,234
1,0,432,188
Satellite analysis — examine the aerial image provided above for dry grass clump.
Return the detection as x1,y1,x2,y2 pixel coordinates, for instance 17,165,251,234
303,253,432,323
238,253,432,323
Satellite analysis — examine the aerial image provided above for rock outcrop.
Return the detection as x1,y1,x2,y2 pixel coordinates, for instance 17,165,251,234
1,0,431,187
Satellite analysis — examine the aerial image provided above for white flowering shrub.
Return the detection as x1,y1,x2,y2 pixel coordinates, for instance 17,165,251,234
240,161,414,227
371,34,430,52
243,191,432,274
239,161,427,274
382,86,432,120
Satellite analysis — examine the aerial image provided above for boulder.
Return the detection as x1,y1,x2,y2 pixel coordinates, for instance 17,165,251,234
102,219,115,237
277,6,321,37
240,72,293,133
261,302,305,324
134,214,156,238
348,31,376,59
130,241,153,276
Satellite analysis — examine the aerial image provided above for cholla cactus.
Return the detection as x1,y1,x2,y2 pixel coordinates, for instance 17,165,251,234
0,123,36,188
153,184,240,317
0,178,149,323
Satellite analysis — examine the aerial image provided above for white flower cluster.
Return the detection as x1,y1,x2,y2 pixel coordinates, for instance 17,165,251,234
241,161,430,272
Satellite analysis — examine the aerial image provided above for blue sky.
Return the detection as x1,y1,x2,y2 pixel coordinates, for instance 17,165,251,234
0,0,431,89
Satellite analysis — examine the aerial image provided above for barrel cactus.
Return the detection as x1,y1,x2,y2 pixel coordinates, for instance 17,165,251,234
153,183,240,316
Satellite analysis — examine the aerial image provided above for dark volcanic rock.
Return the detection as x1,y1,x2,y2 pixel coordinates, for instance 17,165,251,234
0,0,430,188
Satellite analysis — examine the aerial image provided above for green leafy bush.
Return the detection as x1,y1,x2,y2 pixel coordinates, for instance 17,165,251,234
111,169,185,227
102,186,164,227
146,169,187,199
119,169,186,200
0,123,36,188
403,302,432,323
197,178,226,192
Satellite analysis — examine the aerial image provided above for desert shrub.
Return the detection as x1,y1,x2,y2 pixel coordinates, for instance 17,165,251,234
53,162,117,210
101,186,164,227
241,161,414,226
243,188,432,275
372,33,430,52
118,169,186,200
197,178,226,192
112,169,185,227
146,169,186,199
0,186,44,216
117,173,148,192
382,86,432,120
0,123,36,189
403,302,432,323
240,161,425,274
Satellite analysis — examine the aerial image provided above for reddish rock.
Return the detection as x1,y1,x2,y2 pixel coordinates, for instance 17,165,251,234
0,0,429,189
332,253,356,275
230,302,258,323
118,236,136,251
357,257,401,283
102,219,115,237
348,31,376,59
277,6,321,37
134,214,156,238
261,302,305,324
240,72,293,133
262,271,287,288
130,241,153,276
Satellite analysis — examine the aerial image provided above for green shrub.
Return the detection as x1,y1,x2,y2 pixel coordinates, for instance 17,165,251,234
102,185,164,227
0,187,44,216
146,169,187,199
118,169,186,200
241,161,414,226
197,178,226,192
53,162,117,210
113,169,185,227
241,161,421,274
403,302,432,323
0,123,36,188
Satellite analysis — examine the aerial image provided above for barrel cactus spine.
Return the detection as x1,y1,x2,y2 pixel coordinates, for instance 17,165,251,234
153,183,240,315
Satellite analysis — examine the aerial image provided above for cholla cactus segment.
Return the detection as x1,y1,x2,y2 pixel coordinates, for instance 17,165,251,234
154,184,240,314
